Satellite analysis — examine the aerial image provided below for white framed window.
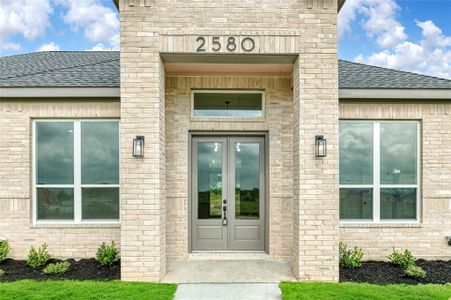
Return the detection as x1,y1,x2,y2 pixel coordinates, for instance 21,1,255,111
339,120,420,223
191,90,265,119
33,119,120,224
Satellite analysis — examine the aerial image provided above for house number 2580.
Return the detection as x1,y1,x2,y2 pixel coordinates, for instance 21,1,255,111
196,36,255,52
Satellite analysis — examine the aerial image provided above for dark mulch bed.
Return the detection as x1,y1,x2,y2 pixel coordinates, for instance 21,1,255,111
0,258,120,282
340,260,451,285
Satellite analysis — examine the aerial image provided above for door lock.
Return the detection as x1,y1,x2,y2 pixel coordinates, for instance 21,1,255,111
222,199,228,225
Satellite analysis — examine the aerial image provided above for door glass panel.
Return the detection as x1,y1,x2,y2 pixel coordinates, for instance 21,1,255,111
235,143,260,219
197,142,222,219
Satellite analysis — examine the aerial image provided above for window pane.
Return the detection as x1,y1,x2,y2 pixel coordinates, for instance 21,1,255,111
37,122,74,184
81,121,119,184
381,188,416,220
37,188,74,220
82,188,119,220
339,122,373,184
193,92,262,117
197,142,222,219
235,143,260,219
340,188,373,220
380,123,417,184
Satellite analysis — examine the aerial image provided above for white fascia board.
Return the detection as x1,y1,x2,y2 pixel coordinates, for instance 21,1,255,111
339,88,451,99
0,87,120,98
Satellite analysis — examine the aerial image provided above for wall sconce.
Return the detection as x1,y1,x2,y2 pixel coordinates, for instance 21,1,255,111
315,135,327,158
447,236,451,247
133,136,145,158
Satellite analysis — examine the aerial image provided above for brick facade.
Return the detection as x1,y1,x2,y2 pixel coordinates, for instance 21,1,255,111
339,102,451,260
0,100,120,258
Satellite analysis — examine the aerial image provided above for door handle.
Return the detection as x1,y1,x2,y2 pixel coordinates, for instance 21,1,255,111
222,199,228,225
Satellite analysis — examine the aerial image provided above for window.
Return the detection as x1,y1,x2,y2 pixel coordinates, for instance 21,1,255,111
192,90,264,118
34,120,119,223
339,121,419,223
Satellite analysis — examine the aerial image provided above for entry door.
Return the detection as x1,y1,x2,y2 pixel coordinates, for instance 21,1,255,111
191,136,265,251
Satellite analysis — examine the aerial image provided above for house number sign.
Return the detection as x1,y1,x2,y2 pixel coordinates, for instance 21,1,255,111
196,36,256,52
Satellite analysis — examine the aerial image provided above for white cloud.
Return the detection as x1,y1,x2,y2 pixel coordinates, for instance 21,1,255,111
338,0,362,38
87,43,115,51
359,0,407,48
355,20,451,79
1,41,21,51
38,42,60,51
57,0,119,50
0,0,52,50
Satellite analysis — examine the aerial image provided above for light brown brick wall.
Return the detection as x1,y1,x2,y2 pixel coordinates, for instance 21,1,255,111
0,100,120,259
119,0,339,282
165,76,294,262
340,101,451,260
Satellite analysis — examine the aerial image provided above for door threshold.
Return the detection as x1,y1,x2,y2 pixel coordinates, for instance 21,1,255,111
188,251,270,261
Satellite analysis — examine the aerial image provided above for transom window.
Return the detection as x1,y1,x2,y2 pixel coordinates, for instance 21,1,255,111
192,90,264,118
33,120,120,223
339,121,420,223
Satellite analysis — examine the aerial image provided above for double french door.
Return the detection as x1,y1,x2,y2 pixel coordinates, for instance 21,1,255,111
191,136,265,251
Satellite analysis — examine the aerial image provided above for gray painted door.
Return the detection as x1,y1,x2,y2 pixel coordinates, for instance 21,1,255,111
191,136,265,251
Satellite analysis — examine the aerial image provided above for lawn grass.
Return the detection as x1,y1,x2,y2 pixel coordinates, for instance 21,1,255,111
0,280,177,300
280,282,451,300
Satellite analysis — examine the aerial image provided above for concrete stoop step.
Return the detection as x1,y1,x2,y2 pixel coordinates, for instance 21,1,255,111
174,283,282,300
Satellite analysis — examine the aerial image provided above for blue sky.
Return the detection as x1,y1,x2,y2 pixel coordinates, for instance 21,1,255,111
1,0,450,78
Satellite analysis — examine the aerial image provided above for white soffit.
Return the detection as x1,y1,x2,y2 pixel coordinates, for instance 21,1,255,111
0,87,120,98
340,89,451,99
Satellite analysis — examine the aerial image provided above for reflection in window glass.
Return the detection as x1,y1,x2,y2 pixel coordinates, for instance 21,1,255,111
235,143,260,219
37,188,74,220
37,122,74,184
193,92,262,117
81,122,119,184
82,188,119,219
381,123,417,184
197,143,222,219
381,188,416,220
340,188,373,220
339,122,373,184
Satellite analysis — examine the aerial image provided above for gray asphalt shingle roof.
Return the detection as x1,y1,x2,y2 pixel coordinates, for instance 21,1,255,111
1,51,450,89
0,51,119,87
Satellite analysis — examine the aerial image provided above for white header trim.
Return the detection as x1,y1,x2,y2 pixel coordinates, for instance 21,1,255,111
0,87,120,98
340,88,451,99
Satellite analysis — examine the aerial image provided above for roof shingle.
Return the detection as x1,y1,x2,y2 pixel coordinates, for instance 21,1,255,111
0,51,450,89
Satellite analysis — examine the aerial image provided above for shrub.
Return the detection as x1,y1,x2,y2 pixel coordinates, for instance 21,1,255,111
96,242,119,266
405,264,426,278
27,243,50,268
0,268,5,277
339,242,364,268
0,240,11,262
42,261,70,275
388,248,415,269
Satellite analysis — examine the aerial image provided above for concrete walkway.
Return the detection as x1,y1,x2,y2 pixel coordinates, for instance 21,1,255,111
174,283,282,300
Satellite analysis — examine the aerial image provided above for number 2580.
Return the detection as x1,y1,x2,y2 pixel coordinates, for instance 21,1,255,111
196,36,255,52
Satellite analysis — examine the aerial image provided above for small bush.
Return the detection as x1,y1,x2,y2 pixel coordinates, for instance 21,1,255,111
42,261,70,275
388,248,415,269
405,264,426,278
0,240,11,262
27,243,50,268
96,241,119,266
0,268,5,277
339,242,364,268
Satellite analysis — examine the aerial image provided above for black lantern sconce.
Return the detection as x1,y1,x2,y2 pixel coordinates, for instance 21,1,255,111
133,136,145,158
315,135,327,158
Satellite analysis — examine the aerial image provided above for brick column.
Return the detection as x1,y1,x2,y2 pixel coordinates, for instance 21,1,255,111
120,12,166,280
292,45,339,280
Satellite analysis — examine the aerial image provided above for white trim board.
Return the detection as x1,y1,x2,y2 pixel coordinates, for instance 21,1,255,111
339,88,451,99
0,87,120,98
